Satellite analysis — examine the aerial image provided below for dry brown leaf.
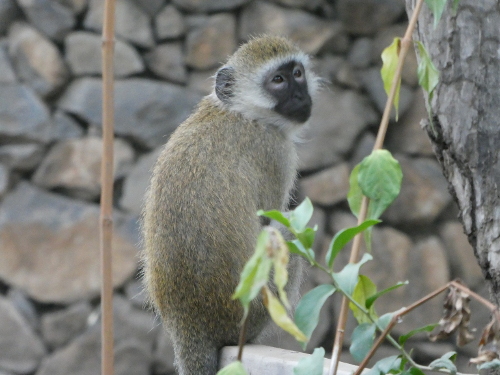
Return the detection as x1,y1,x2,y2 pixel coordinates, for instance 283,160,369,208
429,283,475,346
470,310,500,365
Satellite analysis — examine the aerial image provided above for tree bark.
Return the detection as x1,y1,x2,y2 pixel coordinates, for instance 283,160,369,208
405,0,500,303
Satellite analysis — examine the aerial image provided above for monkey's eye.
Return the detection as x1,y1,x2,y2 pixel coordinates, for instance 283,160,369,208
272,75,284,83
293,69,302,78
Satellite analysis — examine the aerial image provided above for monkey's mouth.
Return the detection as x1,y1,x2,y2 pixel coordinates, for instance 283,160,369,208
287,103,312,123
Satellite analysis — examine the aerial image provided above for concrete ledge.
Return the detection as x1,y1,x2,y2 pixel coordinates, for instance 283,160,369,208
220,345,359,375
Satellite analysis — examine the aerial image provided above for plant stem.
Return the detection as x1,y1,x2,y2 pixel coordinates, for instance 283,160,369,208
101,1,116,375
237,314,249,361
328,1,426,374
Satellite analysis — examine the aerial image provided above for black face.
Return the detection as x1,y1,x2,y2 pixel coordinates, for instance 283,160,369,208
264,61,312,123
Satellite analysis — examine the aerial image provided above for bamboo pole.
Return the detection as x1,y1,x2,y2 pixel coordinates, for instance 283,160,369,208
100,0,116,374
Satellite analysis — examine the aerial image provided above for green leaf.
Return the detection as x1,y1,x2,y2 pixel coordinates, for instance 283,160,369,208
402,367,427,375
333,253,372,295
348,164,363,218
295,284,336,347
350,323,376,363
270,229,291,309
359,150,403,220
216,361,248,375
380,38,401,120
262,286,307,343
367,355,402,375
294,347,325,375
296,227,316,249
326,219,380,269
350,275,378,324
290,197,314,233
377,312,395,330
424,0,447,28
257,209,291,228
287,240,315,263
429,352,457,375
232,230,273,318
366,281,408,309
478,359,500,370
399,323,439,346
416,42,439,96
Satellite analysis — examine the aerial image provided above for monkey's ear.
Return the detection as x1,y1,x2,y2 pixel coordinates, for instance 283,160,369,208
215,67,235,103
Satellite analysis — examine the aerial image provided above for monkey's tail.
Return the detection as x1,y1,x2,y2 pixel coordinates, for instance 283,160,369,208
172,335,219,375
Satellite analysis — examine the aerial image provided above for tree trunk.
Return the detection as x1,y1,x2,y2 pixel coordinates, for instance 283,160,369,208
405,0,500,303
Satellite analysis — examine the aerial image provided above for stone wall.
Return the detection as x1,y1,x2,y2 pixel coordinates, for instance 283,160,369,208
0,0,487,374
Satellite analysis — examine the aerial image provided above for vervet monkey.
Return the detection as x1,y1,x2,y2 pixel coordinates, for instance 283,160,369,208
142,35,319,375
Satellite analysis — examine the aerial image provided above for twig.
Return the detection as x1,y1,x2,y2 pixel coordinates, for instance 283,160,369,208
328,1,427,374
100,0,116,375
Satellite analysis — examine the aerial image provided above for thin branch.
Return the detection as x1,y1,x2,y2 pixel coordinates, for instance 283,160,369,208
100,0,116,375
328,0,427,374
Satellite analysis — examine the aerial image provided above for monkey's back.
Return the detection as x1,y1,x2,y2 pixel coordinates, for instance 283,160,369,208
142,97,298,347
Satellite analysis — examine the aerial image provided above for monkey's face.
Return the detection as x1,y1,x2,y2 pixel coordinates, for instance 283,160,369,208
263,61,312,124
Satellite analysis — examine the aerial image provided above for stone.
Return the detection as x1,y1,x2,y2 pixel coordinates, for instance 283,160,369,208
132,0,164,16
41,302,92,349
124,279,148,308
113,295,158,347
65,32,144,77
144,42,187,84
173,0,251,12
8,22,69,98
0,45,16,83
372,24,419,87
0,296,46,374
269,0,323,8
299,163,350,206
0,183,138,303
297,88,377,171
240,1,340,55
0,0,20,35
336,0,405,35
7,288,39,330
348,37,373,69
57,78,203,149
37,296,157,375
440,221,484,289
155,4,185,40
0,84,51,143
16,0,75,41
185,13,236,70
0,164,8,199
33,136,135,200
187,68,217,95
84,0,154,48
349,132,376,167
153,329,176,374
120,147,162,215
114,341,152,375
0,143,45,171
360,67,414,120
36,325,101,375
56,0,87,14
382,156,452,226
385,94,434,156
317,55,361,88
389,237,450,334
46,110,84,141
